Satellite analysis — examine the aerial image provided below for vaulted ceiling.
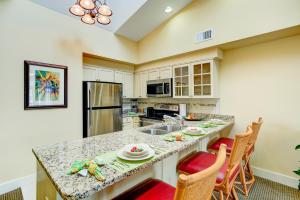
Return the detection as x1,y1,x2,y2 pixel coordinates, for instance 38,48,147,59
30,0,192,41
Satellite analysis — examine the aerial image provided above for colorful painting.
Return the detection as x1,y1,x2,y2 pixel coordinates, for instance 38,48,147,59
35,70,60,101
24,61,68,109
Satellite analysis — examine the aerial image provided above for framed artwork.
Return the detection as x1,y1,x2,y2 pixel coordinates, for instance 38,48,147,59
24,60,68,109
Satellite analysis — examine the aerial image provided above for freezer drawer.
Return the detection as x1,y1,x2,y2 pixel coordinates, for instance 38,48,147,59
84,108,122,137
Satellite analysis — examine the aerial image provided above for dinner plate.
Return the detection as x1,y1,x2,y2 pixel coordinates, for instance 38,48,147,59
117,146,155,161
123,143,149,157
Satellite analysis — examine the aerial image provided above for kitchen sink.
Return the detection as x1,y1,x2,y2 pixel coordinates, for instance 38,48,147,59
141,129,169,135
141,124,181,135
156,125,181,132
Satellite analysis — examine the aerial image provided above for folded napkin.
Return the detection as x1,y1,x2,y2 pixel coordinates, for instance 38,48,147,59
67,159,106,181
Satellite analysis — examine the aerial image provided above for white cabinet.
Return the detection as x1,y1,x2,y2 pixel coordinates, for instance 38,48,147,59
159,67,172,79
134,71,148,98
173,60,219,98
148,66,172,80
148,70,159,80
83,66,134,98
114,71,133,98
123,73,134,98
98,68,114,82
83,67,98,81
83,66,114,82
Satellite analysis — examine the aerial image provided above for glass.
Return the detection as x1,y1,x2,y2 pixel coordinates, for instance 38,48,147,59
182,76,189,86
175,87,181,96
175,77,182,86
194,75,202,85
175,68,181,77
194,86,202,96
203,85,211,95
182,66,189,76
193,64,201,74
203,74,211,85
182,87,189,96
202,63,211,73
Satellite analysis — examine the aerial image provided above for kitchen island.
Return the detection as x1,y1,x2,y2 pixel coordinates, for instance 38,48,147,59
33,114,234,200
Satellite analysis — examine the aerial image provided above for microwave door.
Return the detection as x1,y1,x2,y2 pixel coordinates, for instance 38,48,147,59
147,83,163,96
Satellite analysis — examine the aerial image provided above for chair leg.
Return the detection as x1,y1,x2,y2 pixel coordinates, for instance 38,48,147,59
220,190,224,200
239,165,248,196
232,187,239,200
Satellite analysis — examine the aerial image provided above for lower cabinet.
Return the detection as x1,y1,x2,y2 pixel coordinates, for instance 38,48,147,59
122,117,140,130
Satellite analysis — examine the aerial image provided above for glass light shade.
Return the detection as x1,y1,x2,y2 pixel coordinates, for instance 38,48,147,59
69,4,85,16
79,0,95,10
98,4,112,16
81,14,95,24
97,15,111,25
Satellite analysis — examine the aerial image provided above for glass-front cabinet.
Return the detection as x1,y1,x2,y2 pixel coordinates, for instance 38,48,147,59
174,64,190,97
173,59,219,98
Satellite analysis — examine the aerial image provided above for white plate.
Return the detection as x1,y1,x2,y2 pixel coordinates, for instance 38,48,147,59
186,127,204,133
117,146,155,161
123,144,149,157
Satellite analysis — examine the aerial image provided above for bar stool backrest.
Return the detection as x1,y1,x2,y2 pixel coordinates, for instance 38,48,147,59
227,126,253,172
174,144,227,200
248,117,263,147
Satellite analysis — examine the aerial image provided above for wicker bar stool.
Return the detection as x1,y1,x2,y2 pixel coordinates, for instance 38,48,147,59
113,144,227,200
208,118,263,196
178,126,253,200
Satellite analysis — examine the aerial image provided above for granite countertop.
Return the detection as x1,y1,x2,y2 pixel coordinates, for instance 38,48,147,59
32,113,234,200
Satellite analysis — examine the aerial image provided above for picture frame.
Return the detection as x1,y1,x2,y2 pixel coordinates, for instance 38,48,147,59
24,60,68,109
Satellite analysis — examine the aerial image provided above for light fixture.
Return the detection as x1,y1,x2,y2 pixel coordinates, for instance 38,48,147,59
97,15,111,25
69,0,112,25
164,6,173,13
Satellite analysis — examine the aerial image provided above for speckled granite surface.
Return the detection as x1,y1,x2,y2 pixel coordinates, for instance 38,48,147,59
32,114,234,200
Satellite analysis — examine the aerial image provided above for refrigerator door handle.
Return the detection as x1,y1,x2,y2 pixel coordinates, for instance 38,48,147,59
89,89,92,128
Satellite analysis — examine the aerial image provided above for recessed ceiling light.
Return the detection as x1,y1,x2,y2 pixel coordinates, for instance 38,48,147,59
164,6,173,13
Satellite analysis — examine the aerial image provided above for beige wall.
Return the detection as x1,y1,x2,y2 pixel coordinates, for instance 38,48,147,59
0,0,137,183
138,0,300,63
138,34,300,179
220,34,300,178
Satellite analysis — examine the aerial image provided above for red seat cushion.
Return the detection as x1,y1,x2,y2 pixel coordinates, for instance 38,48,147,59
208,137,234,153
113,179,176,200
178,151,240,184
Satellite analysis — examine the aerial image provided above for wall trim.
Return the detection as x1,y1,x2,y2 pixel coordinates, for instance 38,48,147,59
0,173,36,195
252,166,299,189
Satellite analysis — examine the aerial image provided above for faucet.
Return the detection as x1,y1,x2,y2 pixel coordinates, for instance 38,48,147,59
163,114,184,130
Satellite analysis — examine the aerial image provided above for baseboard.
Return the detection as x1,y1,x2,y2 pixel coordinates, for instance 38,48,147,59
0,173,36,195
252,166,299,189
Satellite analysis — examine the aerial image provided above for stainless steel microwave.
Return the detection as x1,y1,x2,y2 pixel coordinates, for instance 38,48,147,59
147,78,172,97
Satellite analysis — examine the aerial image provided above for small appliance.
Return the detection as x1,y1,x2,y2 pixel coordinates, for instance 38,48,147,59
147,78,172,97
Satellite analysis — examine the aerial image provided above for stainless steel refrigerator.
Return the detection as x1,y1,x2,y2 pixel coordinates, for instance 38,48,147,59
83,81,122,138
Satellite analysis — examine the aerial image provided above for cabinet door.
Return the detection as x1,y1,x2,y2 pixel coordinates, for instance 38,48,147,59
140,71,149,98
148,70,159,80
134,73,141,98
114,71,124,84
83,67,97,81
159,67,172,79
192,61,212,97
98,68,114,82
124,73,134,98
173,65,190,98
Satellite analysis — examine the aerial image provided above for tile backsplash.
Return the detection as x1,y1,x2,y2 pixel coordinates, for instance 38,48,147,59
137,98,220,114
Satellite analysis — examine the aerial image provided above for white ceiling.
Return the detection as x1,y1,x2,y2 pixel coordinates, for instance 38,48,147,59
30,0,192,41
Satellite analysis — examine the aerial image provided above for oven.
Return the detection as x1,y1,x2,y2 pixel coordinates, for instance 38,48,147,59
147,78,172,97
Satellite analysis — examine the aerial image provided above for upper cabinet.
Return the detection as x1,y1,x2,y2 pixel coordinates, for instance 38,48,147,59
148,66,172,80
83,66,114,82
134,71,148,98
114,71,134,98
83,66,134,98
173,59,219,98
